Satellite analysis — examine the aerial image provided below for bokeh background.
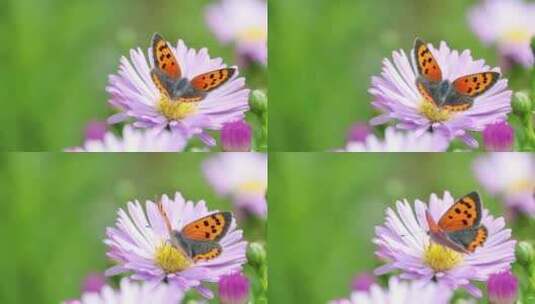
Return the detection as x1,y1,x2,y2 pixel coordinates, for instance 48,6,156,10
269,152,534,303
269,0,532,151
0,153,265,303
0,0,266,151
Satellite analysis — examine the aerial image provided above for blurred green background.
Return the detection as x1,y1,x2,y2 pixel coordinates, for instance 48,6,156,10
0,153,265,303
269,153,531,303
0,0,266,151
269,0,532,151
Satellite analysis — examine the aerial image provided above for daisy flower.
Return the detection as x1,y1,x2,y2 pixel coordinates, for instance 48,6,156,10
106,36,250,146
105,192,247,298
203,153,267,218
469,0,535,68
374,191,516,297
474,153,535,216
63,278,183,304
369,40,512,148
342,127,449,152
205,0,267,66
67,126,186,152
330,277,452,304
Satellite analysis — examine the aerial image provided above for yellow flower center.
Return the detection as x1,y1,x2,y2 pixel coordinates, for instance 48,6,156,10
157,95,198,121
423,243,463,272
507,179,535,194
419,101,451,122
154,242,192,273
502,29,532,44
238,26,267,43
237,180,266,195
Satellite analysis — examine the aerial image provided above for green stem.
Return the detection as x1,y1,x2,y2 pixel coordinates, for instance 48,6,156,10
522,112,535,149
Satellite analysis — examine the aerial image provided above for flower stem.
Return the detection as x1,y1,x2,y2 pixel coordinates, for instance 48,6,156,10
522,112,535,150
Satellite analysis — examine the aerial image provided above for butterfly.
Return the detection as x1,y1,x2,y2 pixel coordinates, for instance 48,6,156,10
425,191,488,254
414,38,500,112
150,32,236,102
158,202,232,262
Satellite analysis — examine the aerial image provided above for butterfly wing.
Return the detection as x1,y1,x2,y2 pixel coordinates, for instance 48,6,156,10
181,212,232,242
152,33,181,79
190,68,236,92
437,192,482,232
447,225,487,253
416,76,439,106
452,72,500,98
189,241,223,262
414,38,442,82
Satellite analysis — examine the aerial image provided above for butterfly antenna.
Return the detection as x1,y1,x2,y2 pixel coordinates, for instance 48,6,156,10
157,200,173,234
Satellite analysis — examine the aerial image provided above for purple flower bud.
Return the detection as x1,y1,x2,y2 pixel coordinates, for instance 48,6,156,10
221,120,252,152
346,122,372,143
84,121,107,141
219,272,250,304
82,272,106,293
487,270,518,304
351,272,376,292
482,121,514,151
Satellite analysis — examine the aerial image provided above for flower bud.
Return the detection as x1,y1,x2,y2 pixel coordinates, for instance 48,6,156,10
247,242,266,267
351,272,376,292
516,241,534,266
487,270,518,304
346,123,372,143
84,120,107,141
250,90,267,114
482,121,514,151
512,91,532,115
219,272,250,304
221,120,252,152
82,272,106,293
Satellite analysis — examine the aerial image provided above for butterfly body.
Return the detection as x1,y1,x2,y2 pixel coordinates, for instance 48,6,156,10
157,201,232,263
171,231,222,261
151,68,207,101
417,77,470,107
150,33,236,103
425,192,488,254
414,38,500,112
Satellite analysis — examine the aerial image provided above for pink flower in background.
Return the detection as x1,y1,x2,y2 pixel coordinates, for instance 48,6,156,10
342,127,449,152
374,191,516,297
105,192,247,298
63,278,183,304
474,153,535,217
106,37,250,146
206,0,267,66
331,277,451,304
203,153,267,218
67,126,187,152
469,0,535,68
370,40,512,148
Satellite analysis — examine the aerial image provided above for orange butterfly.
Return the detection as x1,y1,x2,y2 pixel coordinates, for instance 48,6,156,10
414,38,500,112
158,202,232,262
151,33,236,102
426,191,488,254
